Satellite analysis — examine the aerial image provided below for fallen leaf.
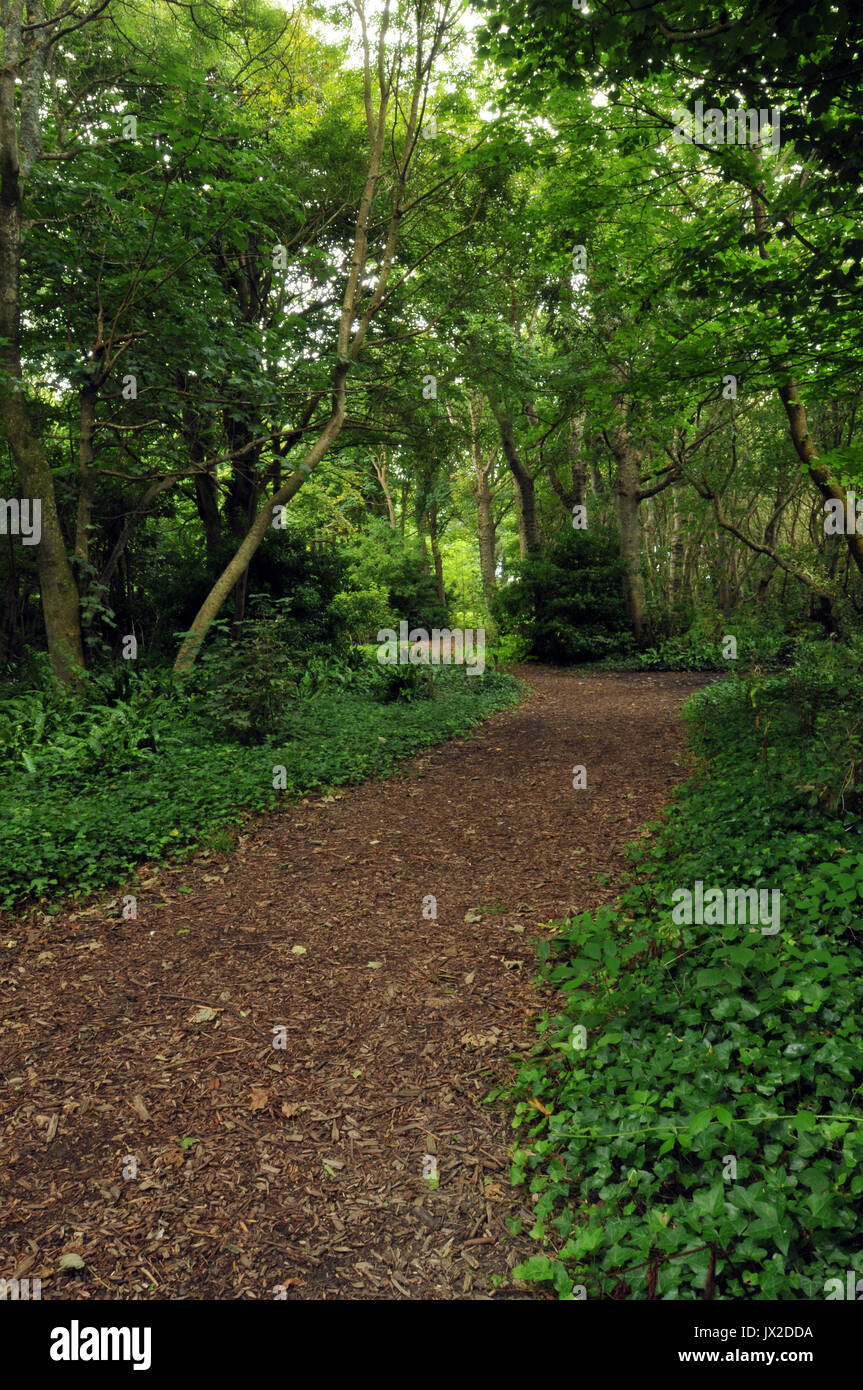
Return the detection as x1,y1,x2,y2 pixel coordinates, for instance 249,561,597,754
189,1007,218,1023
250,1086,269,1111
460,1029,500,1048
58,1253,85,1270
131,1094,151,1122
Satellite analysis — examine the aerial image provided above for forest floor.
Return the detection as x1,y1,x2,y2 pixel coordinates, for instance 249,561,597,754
1,668,712,1300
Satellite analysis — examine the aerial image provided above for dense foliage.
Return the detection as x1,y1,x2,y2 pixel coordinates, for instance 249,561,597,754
0,664,520,908
502,640,863,1299
2,0,862,1307
495,526,632,664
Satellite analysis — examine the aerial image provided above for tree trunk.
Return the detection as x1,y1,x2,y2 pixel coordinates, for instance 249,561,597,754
194,470,222,559
569,416,588,508
0,3,84,689
372,448,397,529
174,366,350,673
428,500,446,607
475,469,497,605
75,386,97,567
608,414,651,645
715,526,733,615
496,412,541,555
749,182,863,578
669,490,685,604
0,392,85,687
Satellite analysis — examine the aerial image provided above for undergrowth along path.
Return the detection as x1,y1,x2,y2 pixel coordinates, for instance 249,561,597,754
0,669,710,1299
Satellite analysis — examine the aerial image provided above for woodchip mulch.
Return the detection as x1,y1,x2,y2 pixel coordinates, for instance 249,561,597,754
0,668,711,1299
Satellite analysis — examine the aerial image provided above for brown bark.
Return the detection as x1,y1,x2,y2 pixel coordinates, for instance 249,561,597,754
0,2,84,689
428,500,445,607
75,386,97,566
749,183,863,578
372,448,396,529
606,408,651,645
468,393,498,605
496,412,541,556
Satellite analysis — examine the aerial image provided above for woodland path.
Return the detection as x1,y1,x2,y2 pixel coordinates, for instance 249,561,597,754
0,668,710,1300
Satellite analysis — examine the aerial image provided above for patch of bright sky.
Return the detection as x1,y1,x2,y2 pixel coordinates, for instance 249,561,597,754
273,0,608,122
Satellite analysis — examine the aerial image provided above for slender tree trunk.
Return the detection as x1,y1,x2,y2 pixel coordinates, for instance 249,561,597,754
475,469,497,604
1,529,19,662
0,2,84,689
756,488,784,602
715,526,733,615
428,501,445,607
496,412,541,555
414,483,431,572
749,183,863,578
608,413,651,645
669,490,685,604
590,456,604,497
75,386,96,566
194,470,222,559
372,448,396,529
569,416,587,508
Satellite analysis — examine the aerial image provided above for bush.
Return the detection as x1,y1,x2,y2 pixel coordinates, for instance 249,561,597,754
139,526,353,657
0,667,523,910
0,669,175,783
489,632,533,665
502,648,863,1300
494,526,632,664
634,612,813,672
344,521,450,632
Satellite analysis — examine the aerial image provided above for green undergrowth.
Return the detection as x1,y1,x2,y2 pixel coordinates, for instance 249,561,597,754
501,643,863,1300
0,666,521,911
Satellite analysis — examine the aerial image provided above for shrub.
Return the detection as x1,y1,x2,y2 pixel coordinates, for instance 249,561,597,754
344,521,449,631
494,525,632,664
503,650,863,1300
0,667,523,909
